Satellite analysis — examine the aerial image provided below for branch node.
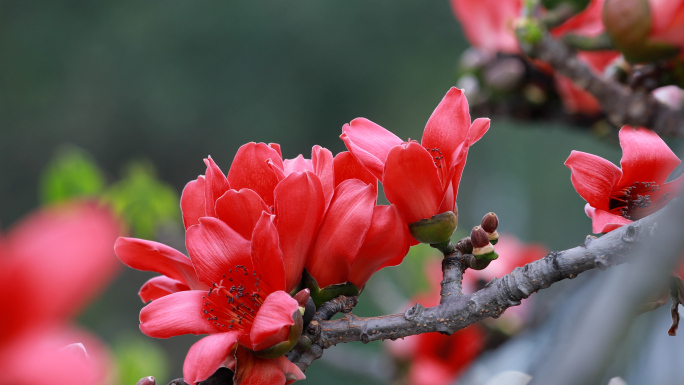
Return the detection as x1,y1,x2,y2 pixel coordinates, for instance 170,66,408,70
581,235,598,248
623,223,640,243
404,303,425,320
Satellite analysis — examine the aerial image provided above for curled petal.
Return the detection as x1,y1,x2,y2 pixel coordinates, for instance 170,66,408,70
203,157,231,218
227,142,283,206
348,205,411,288
115,237,203,289
618,126,681,187
183,332,239,385
140,290,220,338
283,155,313,175
383,143,443,224
139,275,191,303
307,180,375,288
312,145,335,208
215,188,269,240
422,88,473,170
274,356,306,385
186,217,252,287
565,150,623,211
585,204,633,234
244,291,298,351
274,172,325,292
251,213,286,293
333,151,377,190
340,118,403,181
181,176,206,229
234,348,286,385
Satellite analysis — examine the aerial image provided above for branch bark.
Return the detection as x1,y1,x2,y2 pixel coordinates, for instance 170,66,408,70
288,200,671,371
525,33,684,136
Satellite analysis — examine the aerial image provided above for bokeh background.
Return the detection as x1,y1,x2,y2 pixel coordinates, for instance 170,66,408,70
2,1,681,384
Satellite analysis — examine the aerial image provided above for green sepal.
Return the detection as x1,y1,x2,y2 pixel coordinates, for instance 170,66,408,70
408,211,458,245
300,269,360,308
474,251,499,261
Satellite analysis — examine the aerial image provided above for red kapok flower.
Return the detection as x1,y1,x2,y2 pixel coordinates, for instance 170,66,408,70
566,125,684,233
131,213,305,384
341,88,490,227
0,201,120,385
450,0,522,54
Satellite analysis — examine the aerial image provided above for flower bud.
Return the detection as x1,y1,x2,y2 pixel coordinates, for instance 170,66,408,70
481,212,499,245
408,210,458,244
135,377,156,385
252,309,304,359
471,226,498,260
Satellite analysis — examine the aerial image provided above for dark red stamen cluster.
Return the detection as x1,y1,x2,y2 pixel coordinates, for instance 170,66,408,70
429,147,445,169
609,181,664,219
202,265,267,331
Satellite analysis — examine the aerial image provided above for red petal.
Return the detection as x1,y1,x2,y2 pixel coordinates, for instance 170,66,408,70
181,176,206,229
333,151,377,190
450,0,521,53
234,348,287,385
186,217,252,287
139,290,220,338
251,213,286,293
565,150,622,211
269,143,283,158
6,202,120,324
215,189,269,240
283,155,313,175
115,237,204,290
340,118,403,181
139,275,191,303
245,291,298,351
274,172,326,292
312,145,335,208
348,205,411,288
275,357,306,385
618,126,681,187
468,117,490,145
421,88,472,170
228,142,283,206
203,157,231,218
183,332,238,385
585,204,633,233
383,143,444,223
307,180,375,288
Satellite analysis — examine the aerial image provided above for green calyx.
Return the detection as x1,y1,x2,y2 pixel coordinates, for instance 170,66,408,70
251,309,303,359
474,250,499,261
300,269,360,308
408,211,458,245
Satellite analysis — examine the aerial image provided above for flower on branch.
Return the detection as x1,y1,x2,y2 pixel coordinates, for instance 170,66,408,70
0,201,120,385
566,125,684,233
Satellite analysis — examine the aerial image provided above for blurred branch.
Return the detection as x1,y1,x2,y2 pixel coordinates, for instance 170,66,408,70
289,200,674,371
524,33,684,136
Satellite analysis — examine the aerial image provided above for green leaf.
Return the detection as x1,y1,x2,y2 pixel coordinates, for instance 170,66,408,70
103,160,179,239
39,145,106,205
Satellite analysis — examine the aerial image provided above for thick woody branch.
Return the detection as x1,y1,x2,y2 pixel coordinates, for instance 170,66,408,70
525,33,684,136
289,201,671,371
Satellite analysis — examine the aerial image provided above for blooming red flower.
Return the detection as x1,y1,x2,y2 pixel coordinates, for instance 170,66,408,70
119,212,305,385
341,87,490,227
566,125,684,233
0,201,120,385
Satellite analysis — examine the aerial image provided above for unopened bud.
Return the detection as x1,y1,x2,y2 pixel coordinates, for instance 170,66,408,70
252,309,303,359
471,226,498,260
408,210,458,244
136,377,156,385
481,212,499,245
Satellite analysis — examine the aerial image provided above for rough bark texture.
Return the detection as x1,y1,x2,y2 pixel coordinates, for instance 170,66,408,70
527,34,684,136
288,202,668,371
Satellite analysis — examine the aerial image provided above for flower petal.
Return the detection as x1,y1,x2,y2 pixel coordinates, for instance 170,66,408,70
468,117,491,145
233,348,287,385
139,275,191,303
115,237,204,290
383,142,444,224
203,157,231,218
348,205,411,288
215,188,269,240
227,142,283,206
6,202,120,324
283,155,313,175
186,217,252,287
618,126,681,187
340,118,403,181
312,145,335,208
251,212,286,293
421,88,472,170
307,179,375,288
274,356,306,385
181,176,206,229
585,204,633,234
333,151,377,190
183,332,239,385
274,172,326,292
245,291,298,351
139,290,220,338
565,150,623,211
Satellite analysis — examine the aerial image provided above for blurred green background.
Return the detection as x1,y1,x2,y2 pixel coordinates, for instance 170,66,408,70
0,1,635,384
